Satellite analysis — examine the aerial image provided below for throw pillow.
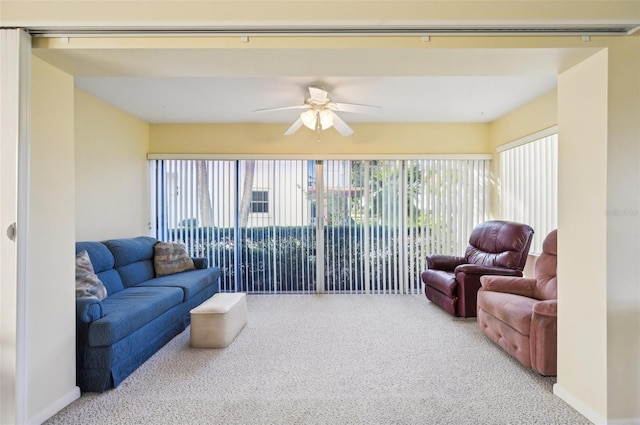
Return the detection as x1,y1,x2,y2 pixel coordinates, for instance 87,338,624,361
75,250,108,300
154,241,195,277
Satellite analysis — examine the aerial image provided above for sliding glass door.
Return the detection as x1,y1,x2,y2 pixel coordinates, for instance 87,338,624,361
154,158,488,295
156,159,317,293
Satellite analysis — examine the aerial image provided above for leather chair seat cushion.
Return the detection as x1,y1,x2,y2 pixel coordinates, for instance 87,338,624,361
477,290,537,335
421,269,457,296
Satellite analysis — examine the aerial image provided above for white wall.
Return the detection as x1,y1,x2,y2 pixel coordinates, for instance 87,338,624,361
28,57,79,424
75,88,150,240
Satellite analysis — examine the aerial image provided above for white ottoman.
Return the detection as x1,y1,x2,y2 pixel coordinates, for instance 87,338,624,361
190,293,247,348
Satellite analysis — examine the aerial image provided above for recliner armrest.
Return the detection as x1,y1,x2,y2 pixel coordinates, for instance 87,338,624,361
479,275,536,297
533,299,557,317
76,296,104,324
455,263,523,277
427,255,466,272
191,257,208,269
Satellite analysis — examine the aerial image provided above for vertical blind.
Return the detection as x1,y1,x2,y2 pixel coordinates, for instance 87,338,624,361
500,133,558,254
154,158,489,294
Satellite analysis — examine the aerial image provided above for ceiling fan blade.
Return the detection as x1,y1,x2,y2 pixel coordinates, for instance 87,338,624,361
284,118,304,136
331,112,354,137
254,105,309,113
308,86,328,103
330,102,382,114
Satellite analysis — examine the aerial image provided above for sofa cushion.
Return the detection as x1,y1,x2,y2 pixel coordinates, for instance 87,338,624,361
76,241,115,272
96,269,126,295
76,250,108,300
104,236,157,268
76,241,124,294
136,268,221,301
153,241,195,277
117,260,156,288
88,286,183,347
477,290,537,336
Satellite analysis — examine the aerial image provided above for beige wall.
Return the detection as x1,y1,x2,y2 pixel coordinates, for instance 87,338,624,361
488,89,558,219
75,89,150,240
149,123,490,156
604,40,640,421
556,50,609,422
28,57,79,423
554,40,640,423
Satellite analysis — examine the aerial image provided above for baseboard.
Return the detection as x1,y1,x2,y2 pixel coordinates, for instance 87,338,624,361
553,384,640,425
607,419,640,425
553,383,606,425
29,386,80,425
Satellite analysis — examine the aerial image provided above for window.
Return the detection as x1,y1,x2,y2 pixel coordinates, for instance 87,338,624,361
153,158,489,294
499,128,558,254
250,190,269,213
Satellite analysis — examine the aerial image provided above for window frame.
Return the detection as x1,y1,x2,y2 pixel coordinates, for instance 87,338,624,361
250,190,270,214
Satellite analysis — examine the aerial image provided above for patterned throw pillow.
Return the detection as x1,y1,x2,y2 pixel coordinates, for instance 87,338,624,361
75,250,108,300
154,241,195,277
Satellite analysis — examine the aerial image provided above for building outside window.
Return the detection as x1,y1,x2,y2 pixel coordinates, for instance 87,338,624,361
250,190,269,213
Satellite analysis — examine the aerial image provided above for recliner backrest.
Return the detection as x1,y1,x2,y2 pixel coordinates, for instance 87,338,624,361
465,220,534,270
533,229,557,301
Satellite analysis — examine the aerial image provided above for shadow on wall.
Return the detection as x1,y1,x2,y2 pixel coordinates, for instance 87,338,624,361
524,254,538,278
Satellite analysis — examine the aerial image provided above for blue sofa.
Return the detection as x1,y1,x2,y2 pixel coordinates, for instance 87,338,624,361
75,236,221,392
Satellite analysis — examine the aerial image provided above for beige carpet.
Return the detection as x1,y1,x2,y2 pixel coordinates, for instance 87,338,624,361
46,294,590,425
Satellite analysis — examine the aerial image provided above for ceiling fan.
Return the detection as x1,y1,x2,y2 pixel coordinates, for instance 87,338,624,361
254,86,381,137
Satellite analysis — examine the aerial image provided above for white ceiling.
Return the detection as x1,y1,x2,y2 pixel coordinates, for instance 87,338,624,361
34,41,598,126
73,75,557,124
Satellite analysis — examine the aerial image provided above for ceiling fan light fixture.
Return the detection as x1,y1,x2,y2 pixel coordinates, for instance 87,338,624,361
319,109,333,130
256,85,376,136
300,109,334,131
300,109,316,130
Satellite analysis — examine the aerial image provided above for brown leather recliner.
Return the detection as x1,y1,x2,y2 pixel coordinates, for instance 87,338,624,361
421,220,534,318
477,229,558,376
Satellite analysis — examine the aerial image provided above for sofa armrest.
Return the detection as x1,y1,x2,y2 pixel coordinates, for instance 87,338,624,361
533,299,557,317
479,275,537,298
76,297,103,324
427,255,466,272
191,257,208,269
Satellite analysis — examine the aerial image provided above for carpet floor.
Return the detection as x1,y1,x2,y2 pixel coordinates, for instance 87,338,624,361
46,294,591,425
